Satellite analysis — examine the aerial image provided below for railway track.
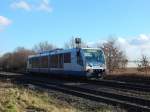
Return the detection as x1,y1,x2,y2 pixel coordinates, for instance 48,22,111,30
15,77,150,112
1,72,150,93
87,79,150,92
1,72,150,111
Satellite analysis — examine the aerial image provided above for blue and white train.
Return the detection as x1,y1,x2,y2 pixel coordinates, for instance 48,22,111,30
27,48,106,78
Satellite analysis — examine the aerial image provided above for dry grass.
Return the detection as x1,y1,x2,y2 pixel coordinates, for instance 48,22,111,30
0,81,117,112
0,81,77,112
108,68,150,76
105,68,150,84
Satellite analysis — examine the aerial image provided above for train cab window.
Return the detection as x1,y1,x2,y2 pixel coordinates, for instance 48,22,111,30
64,53,71,63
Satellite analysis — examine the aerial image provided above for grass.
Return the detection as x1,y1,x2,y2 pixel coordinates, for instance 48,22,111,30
105,68,150,84
0,82,77,112
109,68,150,76
0,81,120,112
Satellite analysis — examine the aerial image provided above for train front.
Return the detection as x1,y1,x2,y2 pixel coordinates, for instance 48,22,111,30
83,48,106,78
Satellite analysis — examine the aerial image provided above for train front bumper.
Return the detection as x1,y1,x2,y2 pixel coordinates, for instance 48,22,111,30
85,63,106,78
86,68,106,78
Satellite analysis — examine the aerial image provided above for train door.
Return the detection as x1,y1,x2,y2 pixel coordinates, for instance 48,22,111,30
77,49,84,66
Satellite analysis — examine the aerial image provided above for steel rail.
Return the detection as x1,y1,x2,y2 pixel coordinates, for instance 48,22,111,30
17,78,150,112
1,72,150,92
86,79,150,92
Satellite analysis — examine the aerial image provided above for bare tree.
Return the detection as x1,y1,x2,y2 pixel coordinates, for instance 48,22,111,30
0,47,35,72
119,54,128,69
99,39,128,73
33,41,56,53
0,57,2,71
0,41,57,72
12,47,35,71
64,37,87,48
0,52,12,71
137,55,149,75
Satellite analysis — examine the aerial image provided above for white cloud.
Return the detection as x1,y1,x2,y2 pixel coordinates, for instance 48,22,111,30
10,1,31,11
43,0,49,4
139,34,150,41
130,34,150,45
0,16,12,31
117,37,126,44
37,0,52,12
86,41,95,47
116,34,150,60
0,16,12,26
87,34,150,61
10,0,53,13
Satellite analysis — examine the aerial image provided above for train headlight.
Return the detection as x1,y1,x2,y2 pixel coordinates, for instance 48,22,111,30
99,64,105,68
99,64,103,67
86,63,93,72
87,68,93,73
87,63,92,67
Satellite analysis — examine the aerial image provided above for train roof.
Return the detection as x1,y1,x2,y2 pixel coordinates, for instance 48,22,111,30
28,47,103,58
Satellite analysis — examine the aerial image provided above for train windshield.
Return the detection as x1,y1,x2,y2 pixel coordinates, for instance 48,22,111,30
83,49,105,64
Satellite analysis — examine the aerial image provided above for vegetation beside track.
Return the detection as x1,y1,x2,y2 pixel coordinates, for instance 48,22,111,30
105,73,150,84
0,81,77,112
0,80,125,112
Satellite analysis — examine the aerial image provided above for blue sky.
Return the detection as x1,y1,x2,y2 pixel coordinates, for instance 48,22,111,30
0,0,150,59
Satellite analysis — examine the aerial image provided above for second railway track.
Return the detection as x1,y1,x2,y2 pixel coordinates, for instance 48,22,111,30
87,79,150,92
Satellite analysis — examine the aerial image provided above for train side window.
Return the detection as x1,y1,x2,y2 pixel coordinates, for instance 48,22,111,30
32,57,39,68
50,54,59,68
50,55,56,68
64,53,71,63
32,58,34,68
41,56,48,68
55,55,59,68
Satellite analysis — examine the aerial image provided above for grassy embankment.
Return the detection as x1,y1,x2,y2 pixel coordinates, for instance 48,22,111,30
0,81,118,112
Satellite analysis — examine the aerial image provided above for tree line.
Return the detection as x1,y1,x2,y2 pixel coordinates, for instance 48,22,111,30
0,37,132,73
0,41,56,72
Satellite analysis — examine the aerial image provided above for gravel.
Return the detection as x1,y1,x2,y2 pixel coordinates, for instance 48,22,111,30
32,85,127,112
